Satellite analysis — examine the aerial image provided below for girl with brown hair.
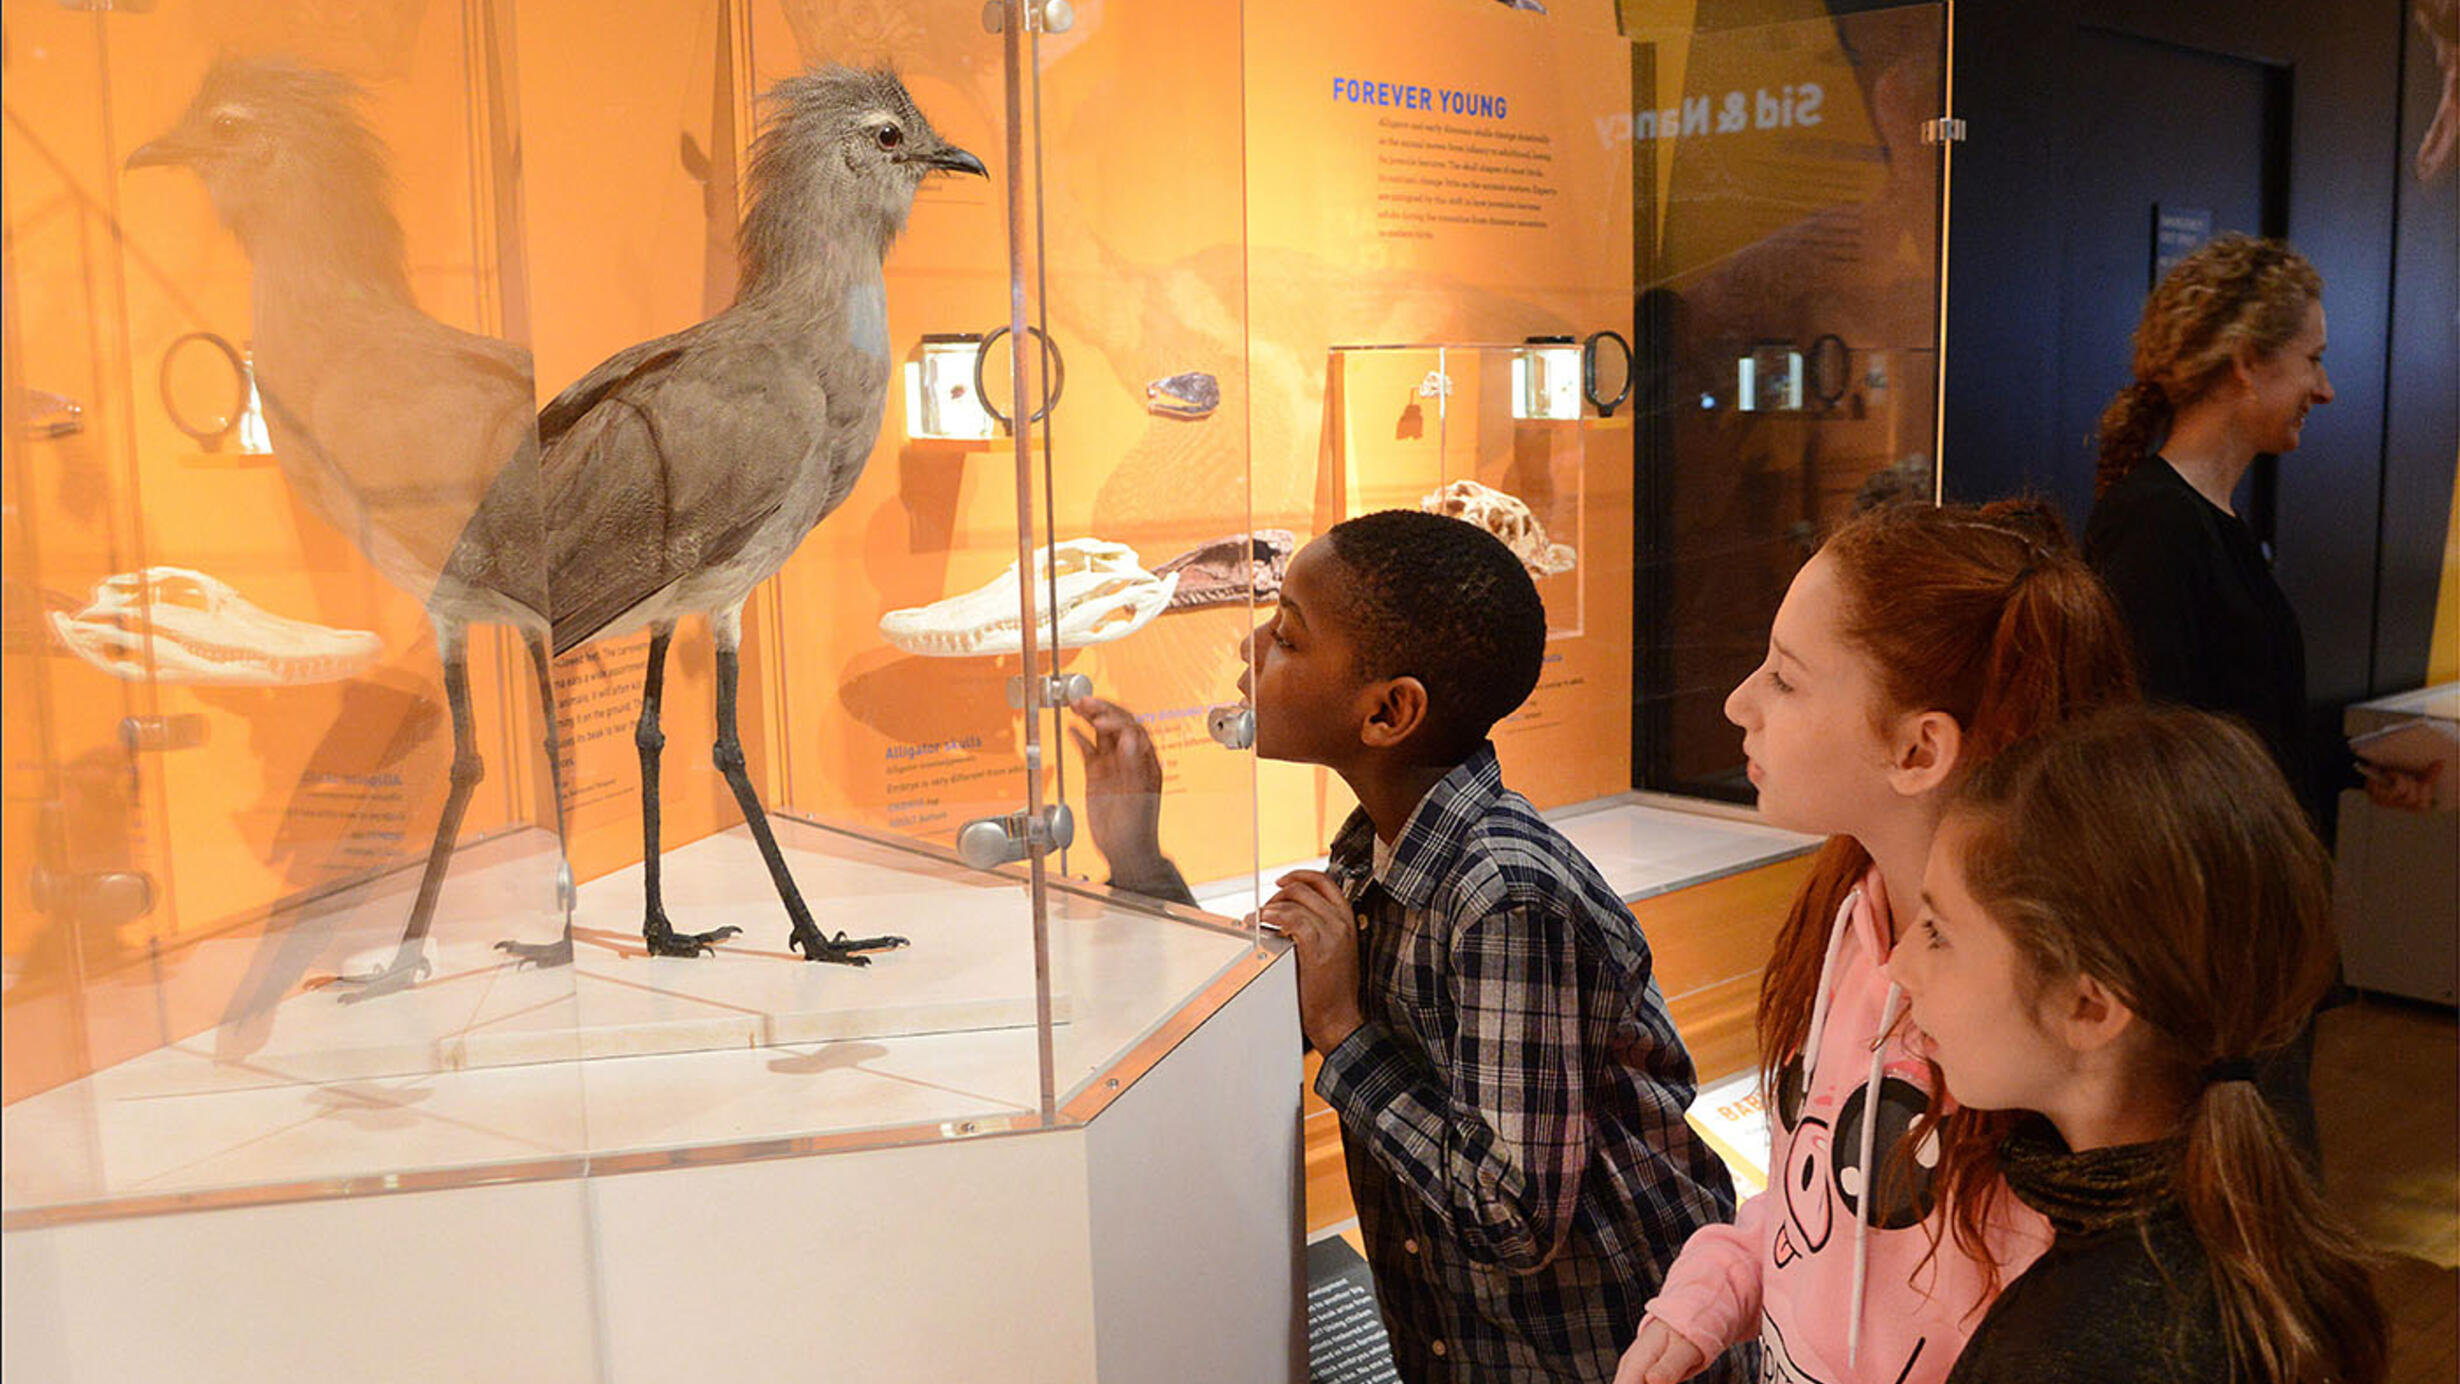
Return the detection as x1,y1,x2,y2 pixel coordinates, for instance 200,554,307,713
1890,705,2385,1383
1619,499,2139,1384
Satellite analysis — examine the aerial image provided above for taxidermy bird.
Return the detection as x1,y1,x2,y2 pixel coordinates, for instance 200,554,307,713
518,65,985,966
128,58,564,1000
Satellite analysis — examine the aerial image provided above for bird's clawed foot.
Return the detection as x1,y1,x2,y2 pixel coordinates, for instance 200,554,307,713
644,912,741,958
789,922,908,967
495,930,575,969
332,947,434,1003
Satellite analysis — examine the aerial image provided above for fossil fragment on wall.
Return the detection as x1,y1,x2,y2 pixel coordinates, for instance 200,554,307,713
1420,479,1575,579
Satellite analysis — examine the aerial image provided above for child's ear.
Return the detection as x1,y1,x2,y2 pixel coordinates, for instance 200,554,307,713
2053,970,2139,1057
1885,709,1964,798
1357,676,1430,750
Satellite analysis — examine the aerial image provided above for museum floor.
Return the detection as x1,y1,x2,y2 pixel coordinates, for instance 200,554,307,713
2314,997,2460,1384
1304,995,2460,1381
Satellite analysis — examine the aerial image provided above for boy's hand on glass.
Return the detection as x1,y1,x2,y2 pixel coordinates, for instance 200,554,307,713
1615,1317,1707,1384
1067,695,1167,874
1262,869,1363,1052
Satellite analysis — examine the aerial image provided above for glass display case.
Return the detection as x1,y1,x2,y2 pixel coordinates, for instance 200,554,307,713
4,0,1946,1374
5,0,1275,1204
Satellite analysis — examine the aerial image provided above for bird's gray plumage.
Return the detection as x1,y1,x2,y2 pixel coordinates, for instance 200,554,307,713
531,63,981,964
543,65,981,657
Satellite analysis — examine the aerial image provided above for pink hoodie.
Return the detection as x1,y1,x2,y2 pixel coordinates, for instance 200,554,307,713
1644,868,2051,1384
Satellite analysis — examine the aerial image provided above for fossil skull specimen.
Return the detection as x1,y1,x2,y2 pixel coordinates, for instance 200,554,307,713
879,538,1178,657
1420,479,1576,579
1152,529,1296,610
48,566,382,685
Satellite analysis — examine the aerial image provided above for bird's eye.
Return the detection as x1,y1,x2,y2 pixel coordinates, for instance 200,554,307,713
211,114,241,138
875,124,903,150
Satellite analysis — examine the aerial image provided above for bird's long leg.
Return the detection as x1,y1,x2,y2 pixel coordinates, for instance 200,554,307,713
339,618,479,1001
640,622,738,957
708,606,905,965
496,629,575,967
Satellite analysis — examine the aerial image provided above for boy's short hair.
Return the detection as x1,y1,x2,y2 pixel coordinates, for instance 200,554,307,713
1324,509,1546,758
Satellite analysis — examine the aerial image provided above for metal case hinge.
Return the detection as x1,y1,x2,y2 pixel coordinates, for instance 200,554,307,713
956,803,1075,869
1006,672,1092,711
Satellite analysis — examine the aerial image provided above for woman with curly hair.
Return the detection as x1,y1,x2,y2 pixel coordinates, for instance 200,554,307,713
2084,233,2332,814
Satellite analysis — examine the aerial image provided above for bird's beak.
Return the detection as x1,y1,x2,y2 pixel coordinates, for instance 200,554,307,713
125,134,200,171
924,145,988,178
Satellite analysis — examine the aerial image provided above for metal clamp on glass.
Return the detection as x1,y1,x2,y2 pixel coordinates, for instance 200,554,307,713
982,0,1075,33
1007,672,1092,710
120,714,209,753
1207,704,1255,750
956,803,1076,870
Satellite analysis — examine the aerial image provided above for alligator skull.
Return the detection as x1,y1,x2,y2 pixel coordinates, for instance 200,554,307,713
48,566,383,685
879,539,1178,657
1421,479,1576,579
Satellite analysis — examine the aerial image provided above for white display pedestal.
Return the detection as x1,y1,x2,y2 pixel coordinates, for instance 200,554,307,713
2,943,1303,1383
2335,684,2460,1006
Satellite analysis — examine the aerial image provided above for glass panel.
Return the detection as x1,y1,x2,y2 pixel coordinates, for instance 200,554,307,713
1023,0,1271,1112
1625,0,1949,799
3,0,585,1215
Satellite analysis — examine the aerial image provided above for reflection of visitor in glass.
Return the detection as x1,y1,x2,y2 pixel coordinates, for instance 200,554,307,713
1065,695,1192,904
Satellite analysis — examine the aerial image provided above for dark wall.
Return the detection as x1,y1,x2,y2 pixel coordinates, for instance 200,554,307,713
1942,1,2451,736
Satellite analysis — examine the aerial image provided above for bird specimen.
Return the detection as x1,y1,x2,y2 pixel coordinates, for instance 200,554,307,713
129,59,562,1000
517,66,984,966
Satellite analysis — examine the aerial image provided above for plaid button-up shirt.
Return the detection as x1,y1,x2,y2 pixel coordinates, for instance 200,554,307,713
1314,744,1739,1382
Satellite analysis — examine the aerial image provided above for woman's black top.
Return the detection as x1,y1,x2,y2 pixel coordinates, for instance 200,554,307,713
2084,456,2314,814
1943,1122,2228,1384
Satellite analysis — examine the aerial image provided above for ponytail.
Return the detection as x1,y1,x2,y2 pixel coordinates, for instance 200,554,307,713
2098,234,2324,499
2095,380,2170,498
2180,1079,2386,1384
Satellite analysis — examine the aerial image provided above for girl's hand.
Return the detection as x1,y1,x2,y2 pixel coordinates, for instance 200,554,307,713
1614,1317,1708,1384
1260,869,1363,1052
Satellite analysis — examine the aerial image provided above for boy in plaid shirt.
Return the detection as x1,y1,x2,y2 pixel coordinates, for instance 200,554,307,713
1248,511,1740,1382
